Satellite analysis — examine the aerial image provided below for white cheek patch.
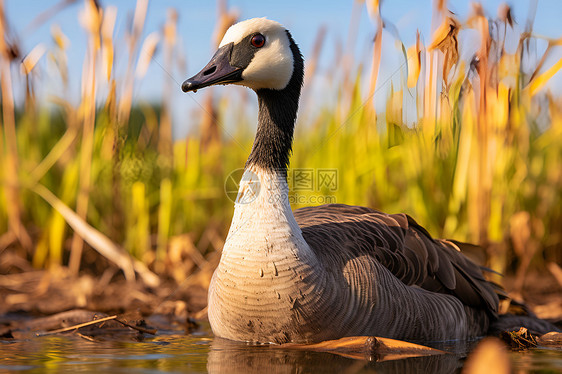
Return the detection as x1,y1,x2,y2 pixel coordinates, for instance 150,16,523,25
242,37,294,91
219,18,295,91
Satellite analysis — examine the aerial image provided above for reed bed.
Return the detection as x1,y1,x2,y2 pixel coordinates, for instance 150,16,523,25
1,0,561,293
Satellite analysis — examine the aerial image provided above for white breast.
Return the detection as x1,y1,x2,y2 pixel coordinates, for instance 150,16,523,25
207,166,323,343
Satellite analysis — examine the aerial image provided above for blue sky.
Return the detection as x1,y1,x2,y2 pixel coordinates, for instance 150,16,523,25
5,0,562,137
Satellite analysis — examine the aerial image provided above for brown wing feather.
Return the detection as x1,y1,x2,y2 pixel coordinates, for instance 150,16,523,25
294,203,499,315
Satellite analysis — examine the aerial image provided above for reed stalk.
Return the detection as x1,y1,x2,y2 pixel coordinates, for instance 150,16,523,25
68,0,101,275
0,0,32,251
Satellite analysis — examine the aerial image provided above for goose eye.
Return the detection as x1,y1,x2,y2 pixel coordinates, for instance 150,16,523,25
251,34,265,48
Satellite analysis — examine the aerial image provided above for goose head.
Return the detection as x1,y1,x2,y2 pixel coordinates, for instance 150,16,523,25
182,18,303,93
183,18,304,173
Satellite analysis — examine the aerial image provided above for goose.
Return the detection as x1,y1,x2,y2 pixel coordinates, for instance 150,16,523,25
181,18,540,344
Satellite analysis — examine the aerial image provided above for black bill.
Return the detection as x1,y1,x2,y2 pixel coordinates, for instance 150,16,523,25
182,43,243,93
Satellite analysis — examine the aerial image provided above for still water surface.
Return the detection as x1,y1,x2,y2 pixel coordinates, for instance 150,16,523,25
1,324,561,373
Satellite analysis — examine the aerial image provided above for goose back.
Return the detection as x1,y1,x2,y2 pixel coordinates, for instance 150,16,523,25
294,204,499,316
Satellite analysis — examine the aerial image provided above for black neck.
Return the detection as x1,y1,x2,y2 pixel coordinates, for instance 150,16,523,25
245,31,303,176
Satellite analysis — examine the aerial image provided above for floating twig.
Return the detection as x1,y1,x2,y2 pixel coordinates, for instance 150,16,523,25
36,315,118,336
76,332,97,342
35,314,157,337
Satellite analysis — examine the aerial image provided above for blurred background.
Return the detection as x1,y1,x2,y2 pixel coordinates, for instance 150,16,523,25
1,0,561,317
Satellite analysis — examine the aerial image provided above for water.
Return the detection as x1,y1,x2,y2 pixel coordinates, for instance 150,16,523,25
1,325,561,373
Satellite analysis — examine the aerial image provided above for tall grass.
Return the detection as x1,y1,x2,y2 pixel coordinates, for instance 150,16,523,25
1,0,561,289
